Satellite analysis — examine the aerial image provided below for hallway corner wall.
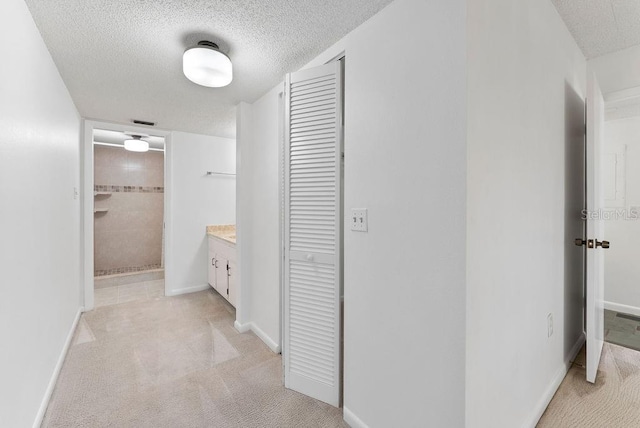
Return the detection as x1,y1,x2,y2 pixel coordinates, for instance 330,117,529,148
235,87,282,349
0,0,82,426
466,0,587,426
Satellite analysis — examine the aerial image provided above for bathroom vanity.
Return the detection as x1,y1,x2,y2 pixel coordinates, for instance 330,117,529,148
206,225,236,307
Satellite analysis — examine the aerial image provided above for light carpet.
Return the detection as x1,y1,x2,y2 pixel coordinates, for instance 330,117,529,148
538,342,640,427
42,288,346,428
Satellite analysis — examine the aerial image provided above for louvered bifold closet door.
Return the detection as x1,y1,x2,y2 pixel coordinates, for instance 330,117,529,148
284,61,342,407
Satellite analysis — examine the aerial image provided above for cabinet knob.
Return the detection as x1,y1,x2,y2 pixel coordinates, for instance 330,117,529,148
306,254,314,262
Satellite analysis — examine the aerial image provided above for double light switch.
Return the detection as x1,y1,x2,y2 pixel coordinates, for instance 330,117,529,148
350,209,368,232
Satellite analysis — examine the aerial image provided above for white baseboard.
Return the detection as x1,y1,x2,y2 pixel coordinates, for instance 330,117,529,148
344,406,369,428
234,320,251,333
523,333,585,428
250,322,281,353
234,320,280,353
33,307,84,428
165,283,210,297
604,301,640,317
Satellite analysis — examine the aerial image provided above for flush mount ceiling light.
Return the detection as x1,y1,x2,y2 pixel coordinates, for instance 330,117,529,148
123,134,149,152
183,41,233,88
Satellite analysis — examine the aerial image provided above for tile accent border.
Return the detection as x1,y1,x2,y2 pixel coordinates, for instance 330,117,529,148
94,184,164,193
95,263,162,277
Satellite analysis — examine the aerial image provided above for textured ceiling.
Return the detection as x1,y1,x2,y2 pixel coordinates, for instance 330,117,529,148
552,0,640,59
24,0,393,138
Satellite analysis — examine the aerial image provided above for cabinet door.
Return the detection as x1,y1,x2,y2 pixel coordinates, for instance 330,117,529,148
216,260,229,300
228,260,237,306
207,244,217,289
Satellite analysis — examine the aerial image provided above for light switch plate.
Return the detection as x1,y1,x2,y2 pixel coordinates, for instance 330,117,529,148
350,208,368,232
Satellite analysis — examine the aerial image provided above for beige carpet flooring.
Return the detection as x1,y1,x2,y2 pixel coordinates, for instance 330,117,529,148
42,288,346,428
538,342,640,427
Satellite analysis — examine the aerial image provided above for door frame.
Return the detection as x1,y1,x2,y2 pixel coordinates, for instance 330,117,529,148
280,56,345,406
81,119,172,310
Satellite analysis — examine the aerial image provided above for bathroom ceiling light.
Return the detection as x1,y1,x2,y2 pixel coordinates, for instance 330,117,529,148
183,41,233,88
124,135,149,152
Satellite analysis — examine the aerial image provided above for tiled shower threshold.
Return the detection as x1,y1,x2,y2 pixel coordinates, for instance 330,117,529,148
94,268,164,289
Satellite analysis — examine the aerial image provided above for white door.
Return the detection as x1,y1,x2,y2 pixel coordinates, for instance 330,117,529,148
284,61,343,406
586,72,607,383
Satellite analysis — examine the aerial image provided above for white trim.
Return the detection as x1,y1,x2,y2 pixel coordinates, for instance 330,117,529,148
234,321,281,354
523,333,586,428
604,301,640,317
165,283,209,297
163,134,173,297
33,307,84,428
234,320,251,333
81,119,171,311
234,102,249,329
250,322,281,353
343,406,369,428
82,121,94,310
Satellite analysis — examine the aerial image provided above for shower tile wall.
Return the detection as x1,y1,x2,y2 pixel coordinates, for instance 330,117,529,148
94,145,164,276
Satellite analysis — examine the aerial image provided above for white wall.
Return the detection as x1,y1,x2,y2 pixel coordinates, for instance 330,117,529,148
467,0,586,427
341,1,466,425
0,0,81,426
603,117,640,314
238,0,467,425
166,131,235,296
236,102,252,326
235,86,282,346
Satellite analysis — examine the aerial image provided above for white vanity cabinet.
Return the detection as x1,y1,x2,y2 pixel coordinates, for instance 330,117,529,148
207,235,236,307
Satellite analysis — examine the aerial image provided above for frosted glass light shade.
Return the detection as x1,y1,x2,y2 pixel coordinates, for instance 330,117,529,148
124,139,149,152
183,43,233,88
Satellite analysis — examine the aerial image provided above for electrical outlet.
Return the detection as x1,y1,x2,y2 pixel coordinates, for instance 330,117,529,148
350,208,368,232
547,313,553,338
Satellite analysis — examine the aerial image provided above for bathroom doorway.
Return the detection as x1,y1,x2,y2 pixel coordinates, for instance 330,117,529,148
82,120,172,310
91,128,166,306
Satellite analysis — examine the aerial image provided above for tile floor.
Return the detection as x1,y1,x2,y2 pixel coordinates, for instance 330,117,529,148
94,279,164,307
604,309,640,351
43,287,346,427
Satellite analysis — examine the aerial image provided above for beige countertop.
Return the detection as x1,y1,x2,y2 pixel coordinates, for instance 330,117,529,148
206,224,236,244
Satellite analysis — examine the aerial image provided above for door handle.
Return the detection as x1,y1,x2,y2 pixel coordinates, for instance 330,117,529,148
596,240,610,249
574,238,595,248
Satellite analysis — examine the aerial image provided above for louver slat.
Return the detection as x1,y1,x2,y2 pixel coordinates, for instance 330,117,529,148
284,61,342,406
